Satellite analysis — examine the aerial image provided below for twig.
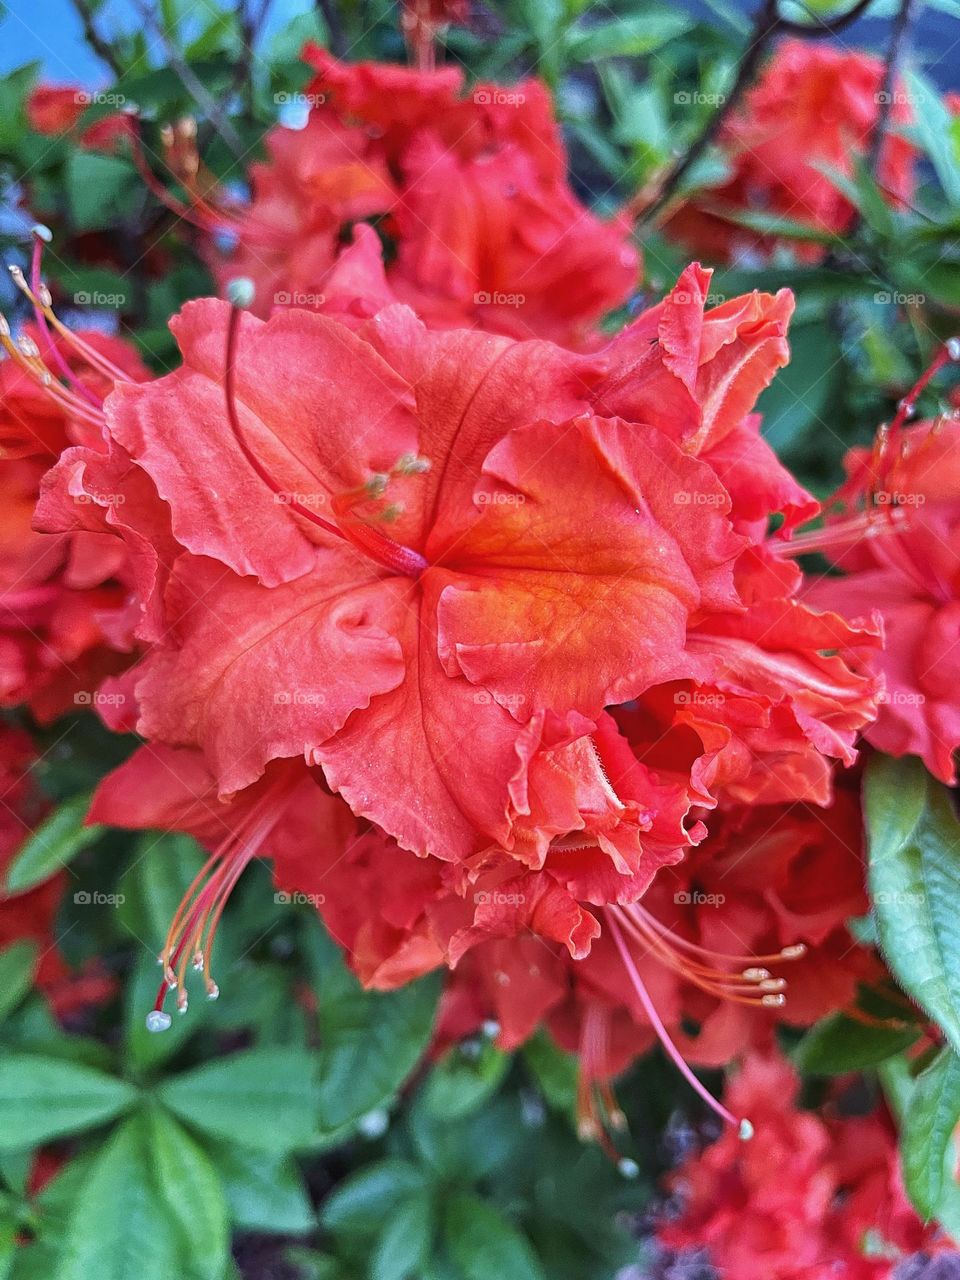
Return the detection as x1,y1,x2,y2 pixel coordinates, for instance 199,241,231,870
637,0,877,225
132,0,245,159
69,0,124,78
316,0,347,57
777,0,875,36
867,0,916,174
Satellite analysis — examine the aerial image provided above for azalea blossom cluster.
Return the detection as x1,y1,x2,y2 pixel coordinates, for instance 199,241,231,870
2,34,960,1246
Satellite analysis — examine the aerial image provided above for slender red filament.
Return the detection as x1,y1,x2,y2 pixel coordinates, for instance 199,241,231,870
223,302,428,578
606,909,749,1135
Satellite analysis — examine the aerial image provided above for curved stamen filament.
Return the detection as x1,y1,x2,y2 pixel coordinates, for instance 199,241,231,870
615,905,798,1008
28,230,102,409
7,265,134,386
0,322,107,433
606,909,752,1138
126,118,290,251
223,292,428,579
149,783,291,1027
576,1001,627,1156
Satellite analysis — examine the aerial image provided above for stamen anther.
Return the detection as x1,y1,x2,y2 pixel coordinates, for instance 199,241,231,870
226,276,255,308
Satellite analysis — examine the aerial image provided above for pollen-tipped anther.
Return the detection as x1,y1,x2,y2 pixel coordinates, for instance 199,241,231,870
226,276,256,309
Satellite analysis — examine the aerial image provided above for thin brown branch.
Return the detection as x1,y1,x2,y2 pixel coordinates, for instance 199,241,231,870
867,0,916,174
68,0,124,78
636,0,877,226
132,0,245,158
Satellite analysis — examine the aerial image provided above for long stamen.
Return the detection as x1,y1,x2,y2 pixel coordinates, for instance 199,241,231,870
606,909,753,1139
28,228,102,409
7,265,134,385
616,904,800,1008
778,338,960,563
0,320,106,433
223,279,429,579
147,783,291,1030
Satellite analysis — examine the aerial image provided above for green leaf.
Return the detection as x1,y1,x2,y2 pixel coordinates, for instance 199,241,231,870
321,1160,426,1237
65,152,138,231
865,755,960,1052
140,1109,229,1280
422,1041,510,1121
208,1144,315,1234
445,1195,545,1280
158,1048,320,1152
904,67,960,204
881,1055,960,1240
902,1048,960,1219
53,1113,217,1280
566,11,690,60
0,61,39,151
0,942,37,1023
305,920,440,1135
794,1012,918,1074
5,795,101,894
0,1056,137,1150
522,1031,578,1113
371,1192,434,1280
711,207,837,244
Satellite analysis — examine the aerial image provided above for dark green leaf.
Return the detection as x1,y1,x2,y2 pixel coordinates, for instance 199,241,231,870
522,1032,579,1113
208,1144,315,1234
371,1192,434,1280
5,795,101,894
140,1108,229,1280
445,1194,545,1280
865,755,960,1052
566,12,690,59
306,921,440,1135
905,67,960,204
0,1056,137,1150
54,1115,195,1280
902,1048,960,1219
65,152,139,231
0,942,37,1023
158,1048,320,1152
794,1012,918,1074
422,1041,510,1121
321,1160,425,1237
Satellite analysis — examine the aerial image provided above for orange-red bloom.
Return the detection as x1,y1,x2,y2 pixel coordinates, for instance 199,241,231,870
212,49,639,347
657,1051,950,1278
42,265,882,1086
26,84,131,152
807,411,960,784
0,320,147,718
667,40,918,264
